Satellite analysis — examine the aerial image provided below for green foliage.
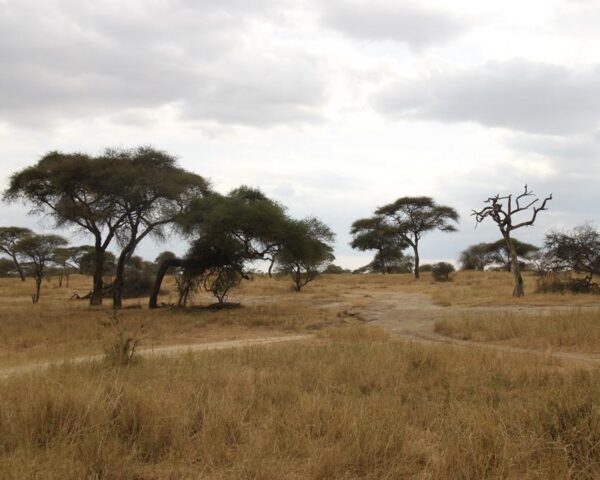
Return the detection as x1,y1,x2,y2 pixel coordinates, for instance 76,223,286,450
485,239,539,271
4,147,209,307
323,264,351,274
15,234,68,302
0,226,33,280
276,217,335,291
350,216,408,274
431,262,455,282
374,196,459,278
545,225,600,280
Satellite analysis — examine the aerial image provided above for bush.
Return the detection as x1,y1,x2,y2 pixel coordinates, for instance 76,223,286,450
431,262,455,282
536,272,600,294
419,264,433,272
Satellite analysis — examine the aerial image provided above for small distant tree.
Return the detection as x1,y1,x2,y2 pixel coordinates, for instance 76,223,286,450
473,185,552,297
431,262,455,281
350,216,408,274
545,225,600,285
15,234,68,303
376,197,459,279
0,258,20,277
323,264,351,274
51,247,76,287
486,239,539,272
459,243,496,271
0,227,33,281
277,218,335,291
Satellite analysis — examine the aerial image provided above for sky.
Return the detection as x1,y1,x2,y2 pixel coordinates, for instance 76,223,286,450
1,0,599,269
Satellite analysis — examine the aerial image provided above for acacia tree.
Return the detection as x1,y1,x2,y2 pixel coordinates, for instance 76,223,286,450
105,147,208,309
486,239,539,271
376,197,459,279
149,187,289,308
459,242,496,271
4,148,207,308
544,225,600,284
4,152,129,305
472,185,552,297
276,217,335,291
15,234,67,303
350,216,407,274
0,227,33,281
459,239,539,271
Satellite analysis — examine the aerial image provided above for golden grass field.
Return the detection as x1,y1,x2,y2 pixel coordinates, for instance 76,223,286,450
2,271,600,478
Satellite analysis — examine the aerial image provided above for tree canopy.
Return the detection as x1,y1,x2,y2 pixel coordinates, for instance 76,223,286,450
0,226,32,281
4,147,208,307
375,197,459,279
276,217,335,291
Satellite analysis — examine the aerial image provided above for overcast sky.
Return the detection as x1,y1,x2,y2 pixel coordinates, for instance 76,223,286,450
1,0,598,268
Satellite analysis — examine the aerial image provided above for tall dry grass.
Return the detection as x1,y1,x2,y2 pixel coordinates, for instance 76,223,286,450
435,309,600,352
1,335,600,479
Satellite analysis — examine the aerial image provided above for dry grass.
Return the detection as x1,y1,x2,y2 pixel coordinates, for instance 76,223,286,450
1,271,598,367
435,309,600,352
0,275,344,368
2,338,600,479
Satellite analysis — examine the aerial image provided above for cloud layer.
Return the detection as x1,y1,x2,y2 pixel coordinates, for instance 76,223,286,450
373,60,600,135
0,0,327,128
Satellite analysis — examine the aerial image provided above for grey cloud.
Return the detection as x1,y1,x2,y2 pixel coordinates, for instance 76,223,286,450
320,1,468,49
0,0,327,128
373,59,600,135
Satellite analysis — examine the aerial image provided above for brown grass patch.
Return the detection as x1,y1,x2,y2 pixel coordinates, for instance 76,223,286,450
435,309,600,352
1,340,600,478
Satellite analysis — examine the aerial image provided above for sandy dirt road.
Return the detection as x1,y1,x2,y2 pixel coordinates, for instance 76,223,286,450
0,334,311,380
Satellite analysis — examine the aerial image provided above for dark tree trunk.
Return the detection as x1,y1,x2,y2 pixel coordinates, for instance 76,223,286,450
90,243,105,306
268,257,275,277
112,245,134,310
413,244,420,280
33,274,42,303
504,236,524,297
149,257,183,309
11,254,25,281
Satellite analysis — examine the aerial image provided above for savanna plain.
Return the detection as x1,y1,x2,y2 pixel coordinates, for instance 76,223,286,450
2,271,600,479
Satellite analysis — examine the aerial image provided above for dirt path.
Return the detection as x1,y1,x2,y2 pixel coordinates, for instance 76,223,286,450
344,290,600,365
0,334,311,380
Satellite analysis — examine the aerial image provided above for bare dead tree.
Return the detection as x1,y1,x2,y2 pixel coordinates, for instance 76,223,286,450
472,185,552,297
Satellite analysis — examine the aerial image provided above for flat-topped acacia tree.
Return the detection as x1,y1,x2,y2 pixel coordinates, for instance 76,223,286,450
472,185,552,297
4,147,208,307
376,197,459,279
4,152,123,305
350,216,408,274
15,233,67,303
0,226,32,281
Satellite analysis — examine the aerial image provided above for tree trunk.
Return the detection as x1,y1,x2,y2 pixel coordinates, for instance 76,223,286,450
90,244,105,306
413,244,420,280
149,258,183,309
33,275,41,303
505,236,524,297
12,254,25,281
268,257,275,277
112,247,131,310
